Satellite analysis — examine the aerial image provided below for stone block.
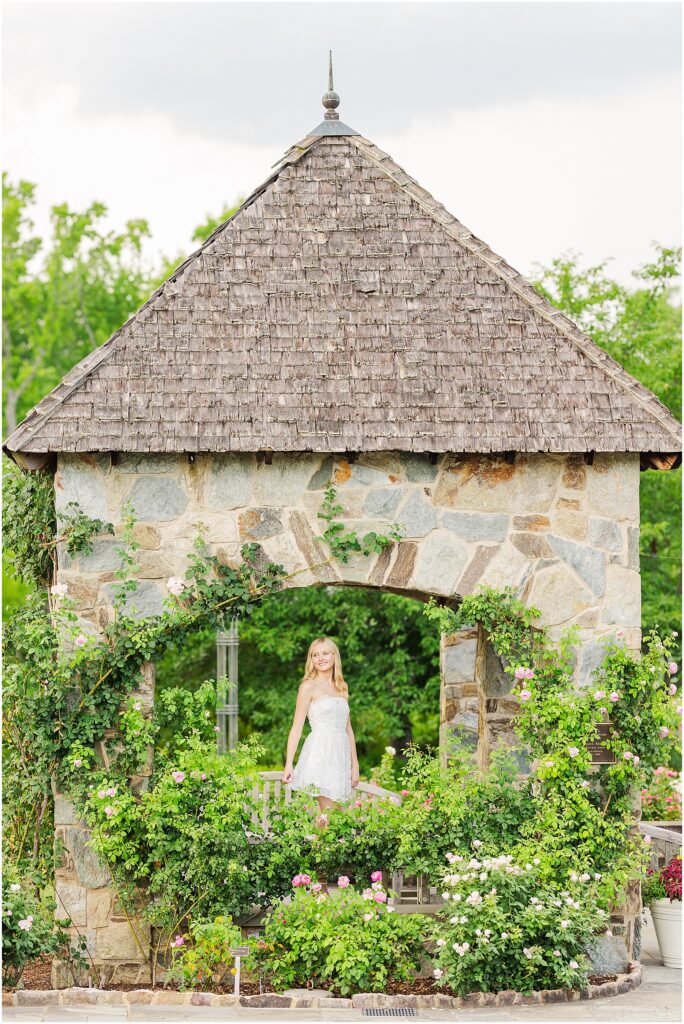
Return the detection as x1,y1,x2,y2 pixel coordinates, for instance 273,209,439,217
400,452,438,482
526,563,596,627
136,552,177,579
127,476,188,522
512,514,550,532
441,511,509,541
436,453,560,512
547,534,605,597
96,921,151,961
288,511,339,583
54,795,80,826
104,580,164,620
57,574,100,608
58,827,111,888
87,888,113,929
56,455,109,521
552,511,588,541
589,518,623,552
254,454,322,505
627,526,640,570
563,455,587,490
412,530,468,595
476,543,529,592
307,457,334,490
586,454,639,520
16,991,61,1005
238,507,284,540
601,566,641,626
205,454,254,510
363,486,406,518
457,544,498,594
385,542,417,589
118,454,176,474
511,532,553,559
131,524,161,549
442,638,477,685
585,934,629,974
55,882,87,926
396,490,437,537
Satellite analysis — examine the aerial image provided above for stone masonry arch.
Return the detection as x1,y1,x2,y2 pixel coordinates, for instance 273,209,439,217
51,447,641,983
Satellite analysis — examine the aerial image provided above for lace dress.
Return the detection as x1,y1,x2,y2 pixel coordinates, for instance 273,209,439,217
290,695,353,802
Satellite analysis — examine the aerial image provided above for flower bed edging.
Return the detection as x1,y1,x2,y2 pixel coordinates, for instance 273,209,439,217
2,963,642,1010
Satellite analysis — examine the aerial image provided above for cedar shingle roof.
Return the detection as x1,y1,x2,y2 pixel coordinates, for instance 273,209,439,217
3,128,681,464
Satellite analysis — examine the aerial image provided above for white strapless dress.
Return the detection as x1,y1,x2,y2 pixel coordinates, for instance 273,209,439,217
290,695,353,802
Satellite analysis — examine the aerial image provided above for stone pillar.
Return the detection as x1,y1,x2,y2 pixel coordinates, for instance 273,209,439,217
51,663,155,987
474,626,526,772
439,627,479,766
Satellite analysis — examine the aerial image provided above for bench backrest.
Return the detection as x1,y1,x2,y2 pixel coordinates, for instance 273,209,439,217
249,771,402,831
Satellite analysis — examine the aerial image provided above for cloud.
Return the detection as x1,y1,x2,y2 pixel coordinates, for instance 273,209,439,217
3,2,681,142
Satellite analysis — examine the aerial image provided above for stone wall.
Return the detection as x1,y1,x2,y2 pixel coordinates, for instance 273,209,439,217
52,448,642,977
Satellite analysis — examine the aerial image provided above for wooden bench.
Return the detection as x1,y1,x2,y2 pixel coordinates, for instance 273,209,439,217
248,771,402,831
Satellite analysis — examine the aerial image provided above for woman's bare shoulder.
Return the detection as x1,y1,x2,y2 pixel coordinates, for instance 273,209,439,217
297,679,316,700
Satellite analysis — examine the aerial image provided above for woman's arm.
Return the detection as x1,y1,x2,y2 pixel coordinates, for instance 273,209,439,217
282,683,312,783
346,717,360,788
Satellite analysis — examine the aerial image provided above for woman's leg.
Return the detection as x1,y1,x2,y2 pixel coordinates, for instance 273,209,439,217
316,795,333,822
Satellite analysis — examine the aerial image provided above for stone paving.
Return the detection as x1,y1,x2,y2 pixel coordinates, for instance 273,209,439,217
3,916,680,1023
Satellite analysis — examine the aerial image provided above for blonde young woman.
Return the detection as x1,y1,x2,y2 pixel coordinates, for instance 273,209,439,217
282,637,360,819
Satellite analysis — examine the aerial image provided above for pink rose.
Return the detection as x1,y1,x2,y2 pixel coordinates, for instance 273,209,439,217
519,690,531,702
362,888,374,900
337,876,350,888
171,771,185,783
568,747,580,758
98,789,107,799
594,690,605,700
401,789,409,797
73,759,82,767
514,667,526,680
292,874,302,887
623,751,633,760
74,634,88,648
659,726,670,738
300,874,311,885
609,692,620,702
373,891,387,903
201,773,207,780
104,806,114,817
312,883,322,892
371,871,383,882
668,663,678,675
106,787,117,797
524,668,534,679
172,935,184,947
668,684,677,696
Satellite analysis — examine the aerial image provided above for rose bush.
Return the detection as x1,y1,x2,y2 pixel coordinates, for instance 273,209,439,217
430,849,606,995
254,873,425,995
166,915,244,991
641,767,682,821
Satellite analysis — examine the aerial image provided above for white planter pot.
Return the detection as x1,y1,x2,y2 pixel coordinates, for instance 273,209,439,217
649,898,682,968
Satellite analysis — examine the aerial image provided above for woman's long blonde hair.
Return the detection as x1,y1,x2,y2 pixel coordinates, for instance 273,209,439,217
301,636,348,697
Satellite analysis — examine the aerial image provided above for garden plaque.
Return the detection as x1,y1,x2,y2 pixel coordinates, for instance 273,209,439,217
587,723,616,764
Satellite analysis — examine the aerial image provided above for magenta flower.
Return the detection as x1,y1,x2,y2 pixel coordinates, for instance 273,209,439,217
300,874,311,885
373,891,387,903
172,935,185,947
400,789,409,797
338,876,350,888
292,874,303,887
371,871,383,882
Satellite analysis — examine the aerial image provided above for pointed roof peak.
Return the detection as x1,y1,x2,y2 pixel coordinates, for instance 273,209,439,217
310,50,359,136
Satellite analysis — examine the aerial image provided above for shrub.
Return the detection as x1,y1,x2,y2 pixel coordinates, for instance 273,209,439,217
1,875,69,987
256,873,426,995
431,850,606,996
166,915,243,991
641,767,682,821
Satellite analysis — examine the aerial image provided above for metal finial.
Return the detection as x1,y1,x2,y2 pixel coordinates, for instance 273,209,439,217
322,50,340,120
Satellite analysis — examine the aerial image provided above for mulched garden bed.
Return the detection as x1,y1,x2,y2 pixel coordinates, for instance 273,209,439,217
7,956,621,998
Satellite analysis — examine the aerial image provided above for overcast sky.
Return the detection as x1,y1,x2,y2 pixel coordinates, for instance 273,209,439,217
3,1,681,285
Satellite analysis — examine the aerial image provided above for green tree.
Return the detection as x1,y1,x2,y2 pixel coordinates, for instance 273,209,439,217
533,246,682,642
155,586,441,773
2,173,151,436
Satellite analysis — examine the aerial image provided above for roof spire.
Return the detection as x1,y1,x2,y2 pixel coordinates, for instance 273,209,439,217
322,50,340,120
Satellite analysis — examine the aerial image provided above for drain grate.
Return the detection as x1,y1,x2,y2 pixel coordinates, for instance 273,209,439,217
361,1010,417,1018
